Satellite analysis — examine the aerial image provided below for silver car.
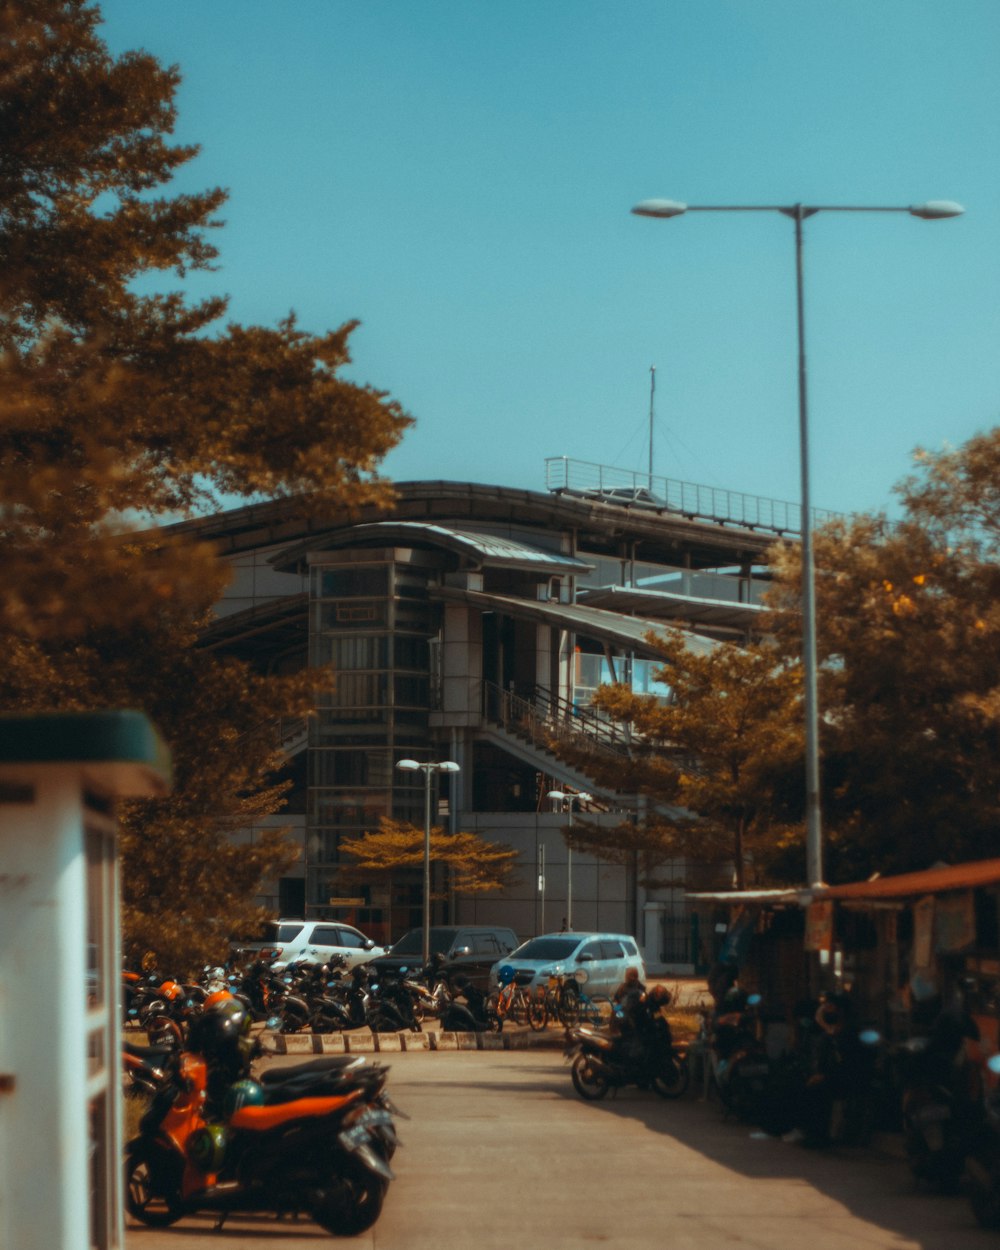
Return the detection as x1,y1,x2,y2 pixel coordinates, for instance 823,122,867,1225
488,932,645,998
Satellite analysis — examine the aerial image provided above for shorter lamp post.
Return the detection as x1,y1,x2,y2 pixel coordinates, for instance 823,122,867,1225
397,758,460,965
547,790,592,931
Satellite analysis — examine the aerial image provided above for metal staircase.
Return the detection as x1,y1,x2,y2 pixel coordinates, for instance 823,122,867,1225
479,681,633,801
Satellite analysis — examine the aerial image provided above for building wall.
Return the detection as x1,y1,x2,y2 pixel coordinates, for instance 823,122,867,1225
453,811,633,944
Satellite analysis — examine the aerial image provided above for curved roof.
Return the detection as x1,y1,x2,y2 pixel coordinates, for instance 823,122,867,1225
272,521,594,576
158,480,775,571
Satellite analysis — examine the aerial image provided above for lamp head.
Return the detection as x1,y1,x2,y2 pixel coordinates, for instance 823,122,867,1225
396,759,420,771
631,199,688,219
909,200,964,220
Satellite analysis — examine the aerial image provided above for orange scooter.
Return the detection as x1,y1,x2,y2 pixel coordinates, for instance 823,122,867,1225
125,1000,399,1237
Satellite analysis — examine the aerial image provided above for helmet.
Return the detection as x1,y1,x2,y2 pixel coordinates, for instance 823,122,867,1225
203,988,235,1011
648,985,672,1008
188,1001,251,1066
223,1078,266,1118
186,1123,228,1172
497,965,516,987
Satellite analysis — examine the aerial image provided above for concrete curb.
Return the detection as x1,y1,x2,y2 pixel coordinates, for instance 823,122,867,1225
262,1027,570,1055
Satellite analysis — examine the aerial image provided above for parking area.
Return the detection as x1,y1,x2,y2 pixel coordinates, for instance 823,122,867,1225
127,1048,991,1250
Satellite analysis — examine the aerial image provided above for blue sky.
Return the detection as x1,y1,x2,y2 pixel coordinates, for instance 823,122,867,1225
99,1,1000,519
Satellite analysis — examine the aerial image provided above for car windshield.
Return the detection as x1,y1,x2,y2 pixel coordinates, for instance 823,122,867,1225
510,937,580,961
391,927,458,956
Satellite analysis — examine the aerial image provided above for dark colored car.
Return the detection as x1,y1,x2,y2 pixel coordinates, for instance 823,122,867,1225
370,925,519,992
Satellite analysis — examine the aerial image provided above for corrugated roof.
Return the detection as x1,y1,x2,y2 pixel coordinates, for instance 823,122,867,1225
435,586,717,659
686,858,1000,907
272,520,593,576
578,585,765,632
822,858,1000,900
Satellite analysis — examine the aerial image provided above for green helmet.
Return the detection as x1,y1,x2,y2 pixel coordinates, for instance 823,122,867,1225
186,1123,228,1172
224,1078,266,1118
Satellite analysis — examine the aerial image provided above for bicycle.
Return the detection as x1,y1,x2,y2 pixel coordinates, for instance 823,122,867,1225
527,971,611,1030
492,964,533,1026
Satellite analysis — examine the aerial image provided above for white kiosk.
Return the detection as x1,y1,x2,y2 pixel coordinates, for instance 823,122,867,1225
0,711,170,1250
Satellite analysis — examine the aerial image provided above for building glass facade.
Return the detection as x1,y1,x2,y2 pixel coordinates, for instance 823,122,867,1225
306,548,443,934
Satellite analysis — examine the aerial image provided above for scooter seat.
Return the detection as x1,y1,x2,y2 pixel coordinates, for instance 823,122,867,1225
259,1055,366,1084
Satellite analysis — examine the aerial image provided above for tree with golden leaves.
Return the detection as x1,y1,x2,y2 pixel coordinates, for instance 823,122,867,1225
339,818,520,928
766,429,1000,880
0,1,411,968
552,633,804,890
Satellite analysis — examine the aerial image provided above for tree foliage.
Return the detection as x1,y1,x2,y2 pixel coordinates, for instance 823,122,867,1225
339,818,521,897
0,0,411,641
0,1,412,966
766,429,1000,880
552,633,804,889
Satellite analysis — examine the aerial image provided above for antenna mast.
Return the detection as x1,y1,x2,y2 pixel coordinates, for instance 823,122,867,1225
648,365,656,485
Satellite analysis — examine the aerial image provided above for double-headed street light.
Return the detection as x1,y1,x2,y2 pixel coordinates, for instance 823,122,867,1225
396,758,460,965
547,789,592,930
631,197,964,888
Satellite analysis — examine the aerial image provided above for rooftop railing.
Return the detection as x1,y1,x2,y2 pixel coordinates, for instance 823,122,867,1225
545,456,845,536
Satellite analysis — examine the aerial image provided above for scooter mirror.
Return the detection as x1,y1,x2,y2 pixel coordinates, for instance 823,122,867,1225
859,1029,882,1046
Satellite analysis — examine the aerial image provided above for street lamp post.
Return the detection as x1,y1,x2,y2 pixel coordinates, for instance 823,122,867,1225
547,789,592,930
631,197,963,888
396,758,460,965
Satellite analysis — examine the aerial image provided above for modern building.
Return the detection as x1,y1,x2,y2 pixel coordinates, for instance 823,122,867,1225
173,459,783,972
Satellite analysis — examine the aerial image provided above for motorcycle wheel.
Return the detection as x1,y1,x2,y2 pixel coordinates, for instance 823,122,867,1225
124,1139,184,1228
527,996,548,1031
653,1057,690,1100
310,1160,387,1236
571,1054,610,1101
969,1158,1000,1229
486,1008,503,1034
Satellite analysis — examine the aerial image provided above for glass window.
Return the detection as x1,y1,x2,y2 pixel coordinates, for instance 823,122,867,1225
511,937,581,961
320,636,389,670
394,636,428,669
319,567,389,598
310,926,342,946
335,928,368,950
600,940,625,959
311,749,392,787
394,675,428,706
327,672,388,708
317,601,388,631
579,940,604,960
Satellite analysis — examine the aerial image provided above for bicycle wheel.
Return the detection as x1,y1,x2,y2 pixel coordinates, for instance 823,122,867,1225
580,994,611,1026
526,991,548,1031
558,982,580,1026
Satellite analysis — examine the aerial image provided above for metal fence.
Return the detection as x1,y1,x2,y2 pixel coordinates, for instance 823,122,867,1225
545,456,845,537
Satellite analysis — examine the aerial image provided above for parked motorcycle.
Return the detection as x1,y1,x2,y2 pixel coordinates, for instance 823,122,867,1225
709,991,775,1126
900,1007,982,1191
565,985,688,1100
438,975,502,1033
966,1054,1000,1228
125,999,400,1237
